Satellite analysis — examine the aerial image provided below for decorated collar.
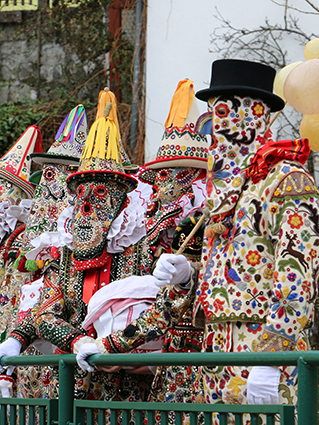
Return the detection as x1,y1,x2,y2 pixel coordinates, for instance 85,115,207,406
245,138,310,184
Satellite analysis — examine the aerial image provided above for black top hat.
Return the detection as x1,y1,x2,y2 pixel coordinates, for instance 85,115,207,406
196,59,285,112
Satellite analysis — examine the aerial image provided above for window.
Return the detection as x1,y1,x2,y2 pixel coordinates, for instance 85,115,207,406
49,0,80,8
0,0,38,11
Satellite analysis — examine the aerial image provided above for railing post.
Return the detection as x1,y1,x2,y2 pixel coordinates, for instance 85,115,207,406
59,359,74,425
298,357,318,425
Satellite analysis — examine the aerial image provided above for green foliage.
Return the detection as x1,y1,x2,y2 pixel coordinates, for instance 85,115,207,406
0,102,46,157
0,0,145,163
0,91,96,158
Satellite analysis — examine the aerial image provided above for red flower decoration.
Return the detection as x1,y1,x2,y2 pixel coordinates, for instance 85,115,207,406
252,102,265,117
288,213,303,229
215,103,230,118
246,250,261,266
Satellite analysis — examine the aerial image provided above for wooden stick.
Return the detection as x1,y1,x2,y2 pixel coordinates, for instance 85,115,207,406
175,213,206,255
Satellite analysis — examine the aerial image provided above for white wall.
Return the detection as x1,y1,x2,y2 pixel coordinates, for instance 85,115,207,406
144,0,318,163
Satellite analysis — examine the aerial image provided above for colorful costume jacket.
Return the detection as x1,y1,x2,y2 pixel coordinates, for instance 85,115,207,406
23,237,151,351
10,238,154,405
0,225,26,339
11,237,152,348
193,159,319,409
196,159,318,348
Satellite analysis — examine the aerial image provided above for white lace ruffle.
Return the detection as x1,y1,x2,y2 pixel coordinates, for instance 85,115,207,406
106,179,152,253
25,206,74,260
172,177,207,229
0,199,32,243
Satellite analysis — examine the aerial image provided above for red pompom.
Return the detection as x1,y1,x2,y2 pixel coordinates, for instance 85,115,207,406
51,247,59,260
17,256,27,272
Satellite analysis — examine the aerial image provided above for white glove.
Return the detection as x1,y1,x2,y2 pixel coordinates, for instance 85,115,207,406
76,343,102,373
247,366,281,405
72,335,97,354
0,375,14,397
153,254,191,287
0,338,22,374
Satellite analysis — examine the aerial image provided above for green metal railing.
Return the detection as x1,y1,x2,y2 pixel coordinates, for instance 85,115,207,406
0,350,318,424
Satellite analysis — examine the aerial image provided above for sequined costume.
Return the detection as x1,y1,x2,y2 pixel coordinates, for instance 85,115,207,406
92,80,208,416
0,126,42,398
7,105,88,401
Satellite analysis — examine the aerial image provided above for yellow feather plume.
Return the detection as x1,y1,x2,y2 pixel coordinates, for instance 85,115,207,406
81,117,120,163
95,87,121,139
165,79,195,128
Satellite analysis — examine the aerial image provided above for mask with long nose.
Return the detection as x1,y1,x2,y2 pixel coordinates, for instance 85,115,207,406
144,166,202,245
72,176,128,270
206,95,271,216
21,163,77,256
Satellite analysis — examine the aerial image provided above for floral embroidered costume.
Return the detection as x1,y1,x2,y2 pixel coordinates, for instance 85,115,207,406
192,59,318,419
0,125,42,335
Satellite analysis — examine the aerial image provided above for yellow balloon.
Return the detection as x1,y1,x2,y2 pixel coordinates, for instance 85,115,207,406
304,38,319,60
274,62,303,100
300,114,319,151
284,59,319,115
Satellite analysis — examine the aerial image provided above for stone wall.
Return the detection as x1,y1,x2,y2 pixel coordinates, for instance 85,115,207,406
0,4,135,104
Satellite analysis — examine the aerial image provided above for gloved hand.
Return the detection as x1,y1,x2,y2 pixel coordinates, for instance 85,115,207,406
0,338,22,374
153,254,191,287
0,375,14,397
76,343,102,373
247,366,281,405
72,335,97,354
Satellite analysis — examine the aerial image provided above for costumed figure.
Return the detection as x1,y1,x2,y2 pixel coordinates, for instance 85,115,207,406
191,59,318,423
0,105,88,400
33,98,158,412
0,126,42,398
78,80,209,418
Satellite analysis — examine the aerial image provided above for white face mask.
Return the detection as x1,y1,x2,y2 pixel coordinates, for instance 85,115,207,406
206,95,271,216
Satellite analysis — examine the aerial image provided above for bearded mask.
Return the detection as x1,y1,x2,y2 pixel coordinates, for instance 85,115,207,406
205,95,271,215
72,175,129,270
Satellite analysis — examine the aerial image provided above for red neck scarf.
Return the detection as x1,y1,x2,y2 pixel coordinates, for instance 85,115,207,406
246,138,310,184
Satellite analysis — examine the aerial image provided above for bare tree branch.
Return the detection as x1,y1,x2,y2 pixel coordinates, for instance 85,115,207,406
305,0,319,12
271,0,319,14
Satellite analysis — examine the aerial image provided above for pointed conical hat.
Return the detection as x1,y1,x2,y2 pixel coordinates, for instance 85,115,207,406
144,79,209,170
0,125,42,198
66,113,137,193
31,105,88,166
